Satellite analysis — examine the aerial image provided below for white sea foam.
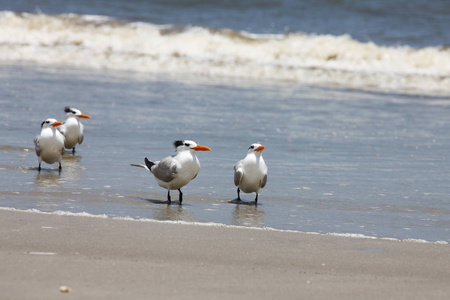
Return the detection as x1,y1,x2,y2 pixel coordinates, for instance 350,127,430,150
0,11,449,95
1,206,447,244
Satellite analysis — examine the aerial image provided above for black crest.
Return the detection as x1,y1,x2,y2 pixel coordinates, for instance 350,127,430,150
64,106,73,113
173,140,184,148
40,120,50,128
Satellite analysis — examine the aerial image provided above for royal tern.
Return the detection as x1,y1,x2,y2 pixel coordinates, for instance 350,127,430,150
131,140,211,204
234,143,267,204
58,107,91,153
34,118,65,171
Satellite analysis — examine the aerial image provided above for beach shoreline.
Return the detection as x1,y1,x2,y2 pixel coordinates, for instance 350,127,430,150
1,209,448,299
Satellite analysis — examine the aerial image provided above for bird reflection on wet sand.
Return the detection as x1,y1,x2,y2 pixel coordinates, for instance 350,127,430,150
35,170,62,187
231,202,265,227
135,196,197,222
34,154,83,185
153,204,189,222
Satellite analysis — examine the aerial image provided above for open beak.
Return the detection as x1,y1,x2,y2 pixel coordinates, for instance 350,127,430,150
51,121,63,127
79,114,91,119
193,145,211,151
255,145,265,153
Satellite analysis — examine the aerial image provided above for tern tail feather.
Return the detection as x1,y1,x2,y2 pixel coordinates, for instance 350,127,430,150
145,157,155,170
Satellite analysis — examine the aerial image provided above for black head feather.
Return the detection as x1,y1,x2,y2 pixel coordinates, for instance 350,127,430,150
40,120,51,128
64,106,73,113
173,140,184,148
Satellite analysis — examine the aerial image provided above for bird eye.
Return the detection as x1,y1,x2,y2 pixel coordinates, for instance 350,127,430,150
249,145,254,149
185,143,190,147
45,121,50,123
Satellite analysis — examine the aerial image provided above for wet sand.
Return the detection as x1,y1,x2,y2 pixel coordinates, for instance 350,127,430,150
1,209,448,299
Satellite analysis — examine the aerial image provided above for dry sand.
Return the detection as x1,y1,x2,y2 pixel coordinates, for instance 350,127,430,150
0,209,448,300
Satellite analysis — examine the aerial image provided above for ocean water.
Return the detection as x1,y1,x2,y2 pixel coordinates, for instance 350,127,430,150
1,0,449,95
1,0,449,242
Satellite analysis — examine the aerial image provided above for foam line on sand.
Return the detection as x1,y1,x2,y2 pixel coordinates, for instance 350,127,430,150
1,206,447,244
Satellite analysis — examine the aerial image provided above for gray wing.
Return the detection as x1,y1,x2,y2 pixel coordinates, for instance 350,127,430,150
130,163,150,171
260,174,267,189
152,157,178,183
57,130,65,155
234,165,243,186
34,136,41,156
78,122,84,144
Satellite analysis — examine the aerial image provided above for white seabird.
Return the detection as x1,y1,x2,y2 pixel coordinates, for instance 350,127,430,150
131,140,211,204
34,118,65,171
58,107,91,153
234,143,267,204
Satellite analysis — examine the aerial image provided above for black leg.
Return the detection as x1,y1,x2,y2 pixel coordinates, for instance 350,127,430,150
167,190,171,204
254,193,258,205
72,147,75,154
178,189,183,204
237,188,241,201
59,162,62,171
38,162,41,172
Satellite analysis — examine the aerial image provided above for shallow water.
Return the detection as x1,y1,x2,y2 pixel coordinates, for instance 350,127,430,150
1,64,449,242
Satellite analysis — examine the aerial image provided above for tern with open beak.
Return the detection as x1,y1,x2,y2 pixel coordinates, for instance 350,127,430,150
58,107,91,153
131,140,211,204
34,118,65,171
234,143,267,204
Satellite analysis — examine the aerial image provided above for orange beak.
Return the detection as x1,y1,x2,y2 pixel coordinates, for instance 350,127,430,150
79,114,91,119
193,145,211,151
255,145,265,153
51,121,63,127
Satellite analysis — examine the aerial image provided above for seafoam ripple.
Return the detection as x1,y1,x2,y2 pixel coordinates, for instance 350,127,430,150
0,11,449,95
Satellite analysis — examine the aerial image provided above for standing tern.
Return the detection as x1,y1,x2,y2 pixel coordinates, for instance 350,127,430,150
58,107,91,153
34,118,65,171
131,140,211,204
234,143,267,204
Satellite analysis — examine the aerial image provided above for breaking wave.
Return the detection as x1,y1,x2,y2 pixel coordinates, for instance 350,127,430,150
1,11,449,95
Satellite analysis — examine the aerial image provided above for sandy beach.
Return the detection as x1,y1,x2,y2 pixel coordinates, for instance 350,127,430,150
0,209,448,300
